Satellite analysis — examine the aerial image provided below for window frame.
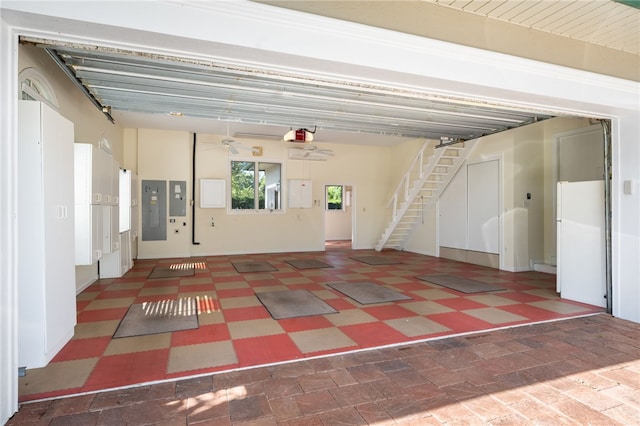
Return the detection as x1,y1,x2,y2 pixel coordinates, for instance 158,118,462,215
228,157,285,214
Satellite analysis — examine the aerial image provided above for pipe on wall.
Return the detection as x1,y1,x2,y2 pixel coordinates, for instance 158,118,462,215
192,133,200,245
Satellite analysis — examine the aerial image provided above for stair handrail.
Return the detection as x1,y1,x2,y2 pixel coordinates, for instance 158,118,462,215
376,140,477,251
386,141,430,210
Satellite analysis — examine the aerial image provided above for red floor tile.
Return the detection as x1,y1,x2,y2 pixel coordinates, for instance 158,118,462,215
77,307,129,323
500,303,566,321
362,304,417,321
216,287,257,298
223,306,271,322
95,289,141,299
234,334,303,366
340,322,409,347
427,311,496,334
83,349,170,391
51,336,112,362
171,323,231,346
436,297,490,311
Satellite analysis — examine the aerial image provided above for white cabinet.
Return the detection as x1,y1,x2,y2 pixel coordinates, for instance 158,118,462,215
74,143,120,263
74,204,102,264
130,172,139,260
100,170,135,279
288,179,313,208
74,144,103,264
103,159,120,254
18,100,76,369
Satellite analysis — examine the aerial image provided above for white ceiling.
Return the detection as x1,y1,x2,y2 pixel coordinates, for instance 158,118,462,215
427,0,639,55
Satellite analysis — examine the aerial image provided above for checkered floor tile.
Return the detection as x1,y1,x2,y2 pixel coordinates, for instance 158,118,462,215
18,243,603,402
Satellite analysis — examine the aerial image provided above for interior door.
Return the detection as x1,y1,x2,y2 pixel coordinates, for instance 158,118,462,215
439,165,467,250
467,160,499,254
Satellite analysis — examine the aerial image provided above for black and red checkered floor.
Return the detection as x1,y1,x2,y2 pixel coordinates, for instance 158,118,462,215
19,242,602,402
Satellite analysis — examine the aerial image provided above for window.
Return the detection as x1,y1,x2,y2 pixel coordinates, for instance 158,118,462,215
19,68,59,110
230,161,281,211
326,185,343,210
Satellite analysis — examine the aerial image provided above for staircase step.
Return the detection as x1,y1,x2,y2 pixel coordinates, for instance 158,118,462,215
376,139,475,251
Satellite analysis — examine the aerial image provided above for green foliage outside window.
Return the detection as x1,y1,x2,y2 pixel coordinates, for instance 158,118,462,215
230,161,270,209
326,185,343,210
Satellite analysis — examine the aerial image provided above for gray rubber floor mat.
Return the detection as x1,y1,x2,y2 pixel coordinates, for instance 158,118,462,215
113,298,199,338
327,281,412,305
416,274,505,293
256,289,338,319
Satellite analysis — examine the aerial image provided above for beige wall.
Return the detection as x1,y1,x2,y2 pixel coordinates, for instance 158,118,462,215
18,45,125,290
129,131,398,257
19,45,124,162
404,117,596,271
136,129,192,259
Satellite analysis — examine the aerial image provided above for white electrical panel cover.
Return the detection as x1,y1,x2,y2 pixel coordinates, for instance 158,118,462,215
289,179,313,208
200,178,226,208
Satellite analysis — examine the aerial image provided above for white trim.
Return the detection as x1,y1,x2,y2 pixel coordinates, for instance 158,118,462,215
18,67,59,110
0,17,19,424
226,157,285,215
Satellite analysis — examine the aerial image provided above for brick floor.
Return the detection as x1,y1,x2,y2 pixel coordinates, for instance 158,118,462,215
7,313,639,425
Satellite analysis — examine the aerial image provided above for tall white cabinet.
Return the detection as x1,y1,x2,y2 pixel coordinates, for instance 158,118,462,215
18,100,77,369
74,143,121,266
74,143,103,265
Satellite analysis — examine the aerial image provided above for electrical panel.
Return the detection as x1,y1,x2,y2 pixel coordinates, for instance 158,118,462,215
169,180,187,216
141,180,167,241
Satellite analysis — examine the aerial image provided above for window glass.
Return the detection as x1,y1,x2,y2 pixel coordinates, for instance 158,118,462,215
19,68,59,109
231,161,255,209
326,185,343,210
231,161,281,211
261,162,281,210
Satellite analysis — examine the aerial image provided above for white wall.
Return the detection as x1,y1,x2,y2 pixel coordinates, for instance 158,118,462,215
612,113,640,322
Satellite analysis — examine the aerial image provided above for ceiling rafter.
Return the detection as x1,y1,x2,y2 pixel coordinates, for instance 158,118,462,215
23,36,555,141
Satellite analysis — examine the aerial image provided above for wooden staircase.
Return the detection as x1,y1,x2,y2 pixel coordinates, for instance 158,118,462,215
375,140,476,251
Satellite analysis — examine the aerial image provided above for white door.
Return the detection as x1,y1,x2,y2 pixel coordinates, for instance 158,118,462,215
439,165,467,250
557,180,606,307
467,160,500,254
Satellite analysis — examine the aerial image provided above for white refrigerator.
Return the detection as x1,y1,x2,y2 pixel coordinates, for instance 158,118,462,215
556,180,606,308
